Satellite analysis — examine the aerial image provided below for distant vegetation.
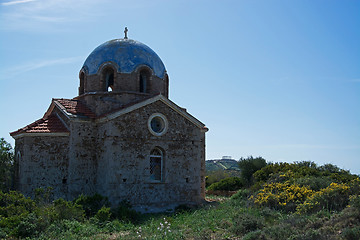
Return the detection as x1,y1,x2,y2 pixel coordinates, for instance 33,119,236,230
0,138,14,192
1,138,360,239
205,158,240,172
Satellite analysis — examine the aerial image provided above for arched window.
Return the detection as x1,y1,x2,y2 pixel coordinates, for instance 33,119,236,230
106,72,114,92
150,147,163,181
79,72,85,95
139,69,150,93
102,67,115,92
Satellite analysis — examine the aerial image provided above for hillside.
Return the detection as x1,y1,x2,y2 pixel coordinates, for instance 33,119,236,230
206,158,240,172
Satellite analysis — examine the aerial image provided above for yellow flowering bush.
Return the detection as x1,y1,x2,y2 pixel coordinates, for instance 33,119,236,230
296,182,351,213
251,182,314,211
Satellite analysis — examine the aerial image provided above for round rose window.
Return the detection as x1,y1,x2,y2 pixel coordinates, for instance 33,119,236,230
148,113,168,136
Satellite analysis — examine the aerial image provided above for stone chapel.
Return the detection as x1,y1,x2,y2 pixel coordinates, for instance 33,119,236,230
10,31,208,210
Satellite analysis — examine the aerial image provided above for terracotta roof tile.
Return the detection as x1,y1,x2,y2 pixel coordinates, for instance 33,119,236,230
54,98,96,118
10,114,69,136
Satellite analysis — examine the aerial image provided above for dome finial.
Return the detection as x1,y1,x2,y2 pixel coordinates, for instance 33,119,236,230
124,27,128,39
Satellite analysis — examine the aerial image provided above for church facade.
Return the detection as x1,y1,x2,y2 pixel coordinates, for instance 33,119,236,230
10,34,208,210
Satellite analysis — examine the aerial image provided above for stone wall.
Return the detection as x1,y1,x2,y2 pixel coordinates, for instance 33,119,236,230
67,120,98,200
13,97,205,210
15,136,69,199
96,100,205,207
76,91,152,116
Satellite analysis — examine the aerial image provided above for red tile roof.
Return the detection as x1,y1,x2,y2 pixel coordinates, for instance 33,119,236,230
54,98,96,118
10,114,69,136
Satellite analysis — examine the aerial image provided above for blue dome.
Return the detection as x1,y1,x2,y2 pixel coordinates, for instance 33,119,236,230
83,39,166,78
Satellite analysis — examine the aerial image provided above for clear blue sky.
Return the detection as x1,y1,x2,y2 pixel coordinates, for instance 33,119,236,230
1,0,359,173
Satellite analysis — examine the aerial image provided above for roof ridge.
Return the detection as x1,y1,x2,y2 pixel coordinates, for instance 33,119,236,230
54,98,96,119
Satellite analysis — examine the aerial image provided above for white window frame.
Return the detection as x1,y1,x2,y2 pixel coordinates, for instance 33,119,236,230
149,148,163,182
147,113,168,137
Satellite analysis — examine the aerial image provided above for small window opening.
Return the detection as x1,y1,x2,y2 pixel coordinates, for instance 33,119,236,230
123,178,127,183
139,69,150,93
62,178,67,184
106,72,114,92
151,116,165,133
186,178,189,183
150,148,163,181
79,72,85,95
102,67,115,92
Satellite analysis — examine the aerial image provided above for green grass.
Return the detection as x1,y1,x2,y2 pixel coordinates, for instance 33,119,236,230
8,194,355,240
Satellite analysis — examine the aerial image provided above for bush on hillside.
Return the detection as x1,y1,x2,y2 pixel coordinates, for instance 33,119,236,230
294,176,333,191
73,193,110,218
0,138,14,192
205,170,231,187
0,191,35,235
231,189,251,201
230,212,265,235
111,200,139,222
349,194,360,210
94,206,112,224
253,161,356,185
251,182,314,212
34,187,54,205
238,156,267,186
208,177,244,191
297,179,360,214
52,198,84,221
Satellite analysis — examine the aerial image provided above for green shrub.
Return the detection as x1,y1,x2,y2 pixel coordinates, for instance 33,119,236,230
230,212,264,235
175,204,193,213
251,182,314,212
0,191,35,235
318,163,341,173
231,189,250,201
294,176,333,191
43,219,99,238
73,193,109,218
253,162,319,183
52,198,84,221
94,206,112,223
290,229,322,240
348,178,360,195
208,177,244,191
242,230,265,240
111,200,139,222
0,138,14,192
261,224,294,240
253,162,356,186
16,212,39,238
297,182,351,213
205,170,230,187
34,187,54,205
342,227,360,240
329,172,357,183
0,228,6,239
238,156,267,186
349,194,360,210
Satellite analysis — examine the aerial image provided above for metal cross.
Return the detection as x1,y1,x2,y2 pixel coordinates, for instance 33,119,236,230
124,27,128,39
